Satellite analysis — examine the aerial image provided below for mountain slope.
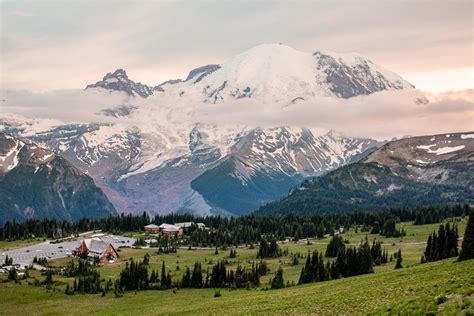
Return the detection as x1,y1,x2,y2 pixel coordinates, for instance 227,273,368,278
256,132,474,216
191,128,380,215
0,132,117,223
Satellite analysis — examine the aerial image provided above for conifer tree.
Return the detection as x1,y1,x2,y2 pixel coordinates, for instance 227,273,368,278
270,267,284,289
161,261,167,289
459,210,474,261
394,249,403,269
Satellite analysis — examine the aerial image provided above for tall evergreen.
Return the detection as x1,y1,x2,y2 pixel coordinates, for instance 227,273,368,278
394,249,403,269
270,267,284,289
160,261,168,289
459,210,474,261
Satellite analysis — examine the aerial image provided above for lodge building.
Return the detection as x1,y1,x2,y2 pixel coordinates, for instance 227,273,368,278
73,238,119,264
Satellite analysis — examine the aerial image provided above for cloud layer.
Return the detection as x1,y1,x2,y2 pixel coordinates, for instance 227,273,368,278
1,88,472,140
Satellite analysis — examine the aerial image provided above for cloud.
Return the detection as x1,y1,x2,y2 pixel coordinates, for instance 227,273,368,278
0,89,130,123
195,90,474,140
2,88,471,141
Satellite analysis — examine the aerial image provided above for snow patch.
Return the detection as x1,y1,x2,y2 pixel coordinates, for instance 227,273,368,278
417,144,465,155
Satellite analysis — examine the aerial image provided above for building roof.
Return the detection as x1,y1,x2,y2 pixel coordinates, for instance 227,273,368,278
82,238,110,254
159,223,181,232
144,224,160,229
175,222,194,228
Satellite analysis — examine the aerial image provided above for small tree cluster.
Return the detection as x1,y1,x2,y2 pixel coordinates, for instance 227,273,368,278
421,222,458,263
325,235,346,257
257,236,281,258
270,267,284,289
63,260,102,294
32,256,48,266
370,240,388,265
381,219,406,238
394,249,403,269
208,260,267,288
298,250,330,284
118,258,150,291
181,262,203,288
69,270,101,294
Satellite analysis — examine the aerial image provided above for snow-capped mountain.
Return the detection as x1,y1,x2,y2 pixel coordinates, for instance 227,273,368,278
1,43,417,217
87,44,414,103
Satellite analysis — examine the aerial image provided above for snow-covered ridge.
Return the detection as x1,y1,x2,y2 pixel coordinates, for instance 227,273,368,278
86,43,414,103
0,132,58,176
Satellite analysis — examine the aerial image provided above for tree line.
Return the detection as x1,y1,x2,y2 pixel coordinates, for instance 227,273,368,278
1,205,470,248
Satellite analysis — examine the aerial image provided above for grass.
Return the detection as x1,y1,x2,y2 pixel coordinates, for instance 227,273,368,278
0,217,471,315
0,258,472,315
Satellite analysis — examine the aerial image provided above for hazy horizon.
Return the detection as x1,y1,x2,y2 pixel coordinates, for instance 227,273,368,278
1,0,472,93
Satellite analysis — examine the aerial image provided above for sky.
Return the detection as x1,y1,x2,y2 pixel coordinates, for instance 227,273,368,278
1,0,473,93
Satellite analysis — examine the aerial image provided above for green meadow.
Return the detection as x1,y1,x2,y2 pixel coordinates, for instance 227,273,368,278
0,218,472,315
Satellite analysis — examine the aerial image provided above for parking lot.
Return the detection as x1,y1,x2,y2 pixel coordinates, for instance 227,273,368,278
0,235,136,268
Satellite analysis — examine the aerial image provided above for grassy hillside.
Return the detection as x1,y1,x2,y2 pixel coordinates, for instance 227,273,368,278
0,258,472,315
0,219,472,315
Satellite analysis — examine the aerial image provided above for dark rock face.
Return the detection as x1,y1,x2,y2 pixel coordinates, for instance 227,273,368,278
186,64,221,83
313,52,414,98
0,132,116,224
86,69,157,98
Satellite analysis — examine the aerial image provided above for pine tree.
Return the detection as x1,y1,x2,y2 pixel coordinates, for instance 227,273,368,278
270,267,284,289
459,210,474,261
161,261,167,289
394,249,403,269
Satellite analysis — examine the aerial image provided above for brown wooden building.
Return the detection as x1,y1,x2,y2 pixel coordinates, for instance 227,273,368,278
73,238,119,264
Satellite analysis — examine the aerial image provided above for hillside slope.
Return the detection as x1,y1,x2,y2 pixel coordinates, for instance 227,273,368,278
0,258,471,315
0,132,116,223
256,132,474,216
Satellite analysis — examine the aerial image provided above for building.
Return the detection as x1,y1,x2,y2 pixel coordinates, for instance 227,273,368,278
159,223,183,236
196,223,206,229
175,222,194,229
175,222,206,230
144,224,161,234
73,238,119,264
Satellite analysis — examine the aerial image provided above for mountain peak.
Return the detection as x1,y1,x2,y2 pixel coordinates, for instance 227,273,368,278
106,69,129,81
183,43,414,103
86,68,157,98
84,44,414,102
